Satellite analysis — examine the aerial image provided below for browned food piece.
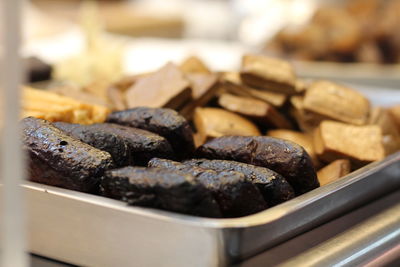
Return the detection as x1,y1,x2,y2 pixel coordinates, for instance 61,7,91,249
295,79,309,93
289,95,327,132
53,122,134,167
125,63,191,109
101,167,221,218
303,81,370,125
51,86,110,108
355,42,382,63
313,120,385,166
183,159,295,206
180,73,220,119
23,87,111,124
317,159,351,186
107,86,126,111
107,107,194,159
193,132,205,148
21,117,114,192
218,93,292,129
180,56,211,74
267,129,319,166
240,54,297,94
388,105,400,132
113,73,153,92
148,158,268,217
194,107,261,144
195,136,319,195
369,107,400,155
221,72,287,107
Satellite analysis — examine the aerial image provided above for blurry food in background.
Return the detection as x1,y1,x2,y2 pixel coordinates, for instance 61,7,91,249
267,0,400,64
32,0,184,38
53,1,123,88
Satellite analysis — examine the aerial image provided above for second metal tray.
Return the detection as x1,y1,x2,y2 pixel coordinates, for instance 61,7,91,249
4,152,399,267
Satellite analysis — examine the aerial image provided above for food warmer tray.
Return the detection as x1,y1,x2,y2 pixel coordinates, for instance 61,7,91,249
0,152,399,267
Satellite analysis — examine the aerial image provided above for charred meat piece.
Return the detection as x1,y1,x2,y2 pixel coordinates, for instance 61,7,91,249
183,159,295,206
195,136,319,195
53,122,133,167
101,167,221,218
105,123,174,165
21,117,113,192
107,107,194,159
148,158,268,217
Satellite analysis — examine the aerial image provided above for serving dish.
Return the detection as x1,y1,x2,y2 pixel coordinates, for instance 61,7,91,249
2,151,398,267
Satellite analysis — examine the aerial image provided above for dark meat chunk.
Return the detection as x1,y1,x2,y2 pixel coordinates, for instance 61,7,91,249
55,122,175,166
53,122,133,167
183,159,295,206
101,167,221,218
21,117,113,192
104,123,174,165
107,107,195,159
148,158,268,217
195,136,319,195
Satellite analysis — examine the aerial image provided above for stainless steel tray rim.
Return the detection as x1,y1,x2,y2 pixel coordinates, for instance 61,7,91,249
23,151,400,229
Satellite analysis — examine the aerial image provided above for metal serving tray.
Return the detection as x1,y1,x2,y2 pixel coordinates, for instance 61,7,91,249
0,152,398,267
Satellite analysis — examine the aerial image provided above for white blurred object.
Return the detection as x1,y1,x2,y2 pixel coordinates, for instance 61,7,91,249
183,0,234,39
23,2,72,41
234,0,317,47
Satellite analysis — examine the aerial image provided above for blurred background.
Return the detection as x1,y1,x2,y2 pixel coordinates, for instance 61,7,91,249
20,0,400,87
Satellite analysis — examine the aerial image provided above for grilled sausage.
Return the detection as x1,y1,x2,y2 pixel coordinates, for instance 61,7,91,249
21,117,113,192
148,158,268,217
183,159,295,205
195,136,319,195
107,107,195,159
100,167,221,218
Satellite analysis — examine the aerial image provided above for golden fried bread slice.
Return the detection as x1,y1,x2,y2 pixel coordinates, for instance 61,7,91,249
388,105,400,132
113,72,153,92
290,95,328,132
314,120,384,166
267,129,319,166
317,159,351,186
303,80,370,125
245,87,287,107
180,56,211,74
125,63,191,109
180,73,220,119
218,93,292,129
52,86,110,108
221,72,287,107
23,87,110,124
369,107,400,155
194,107,261,143
240,54,297,94
107,86,126,111
21,110,71,122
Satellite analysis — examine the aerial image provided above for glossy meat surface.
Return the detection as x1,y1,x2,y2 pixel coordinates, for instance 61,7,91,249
107,107,195,159
101,167,222,218
148,158,268,217
183,159,295,205
21,117,113,192
195,136,319,195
